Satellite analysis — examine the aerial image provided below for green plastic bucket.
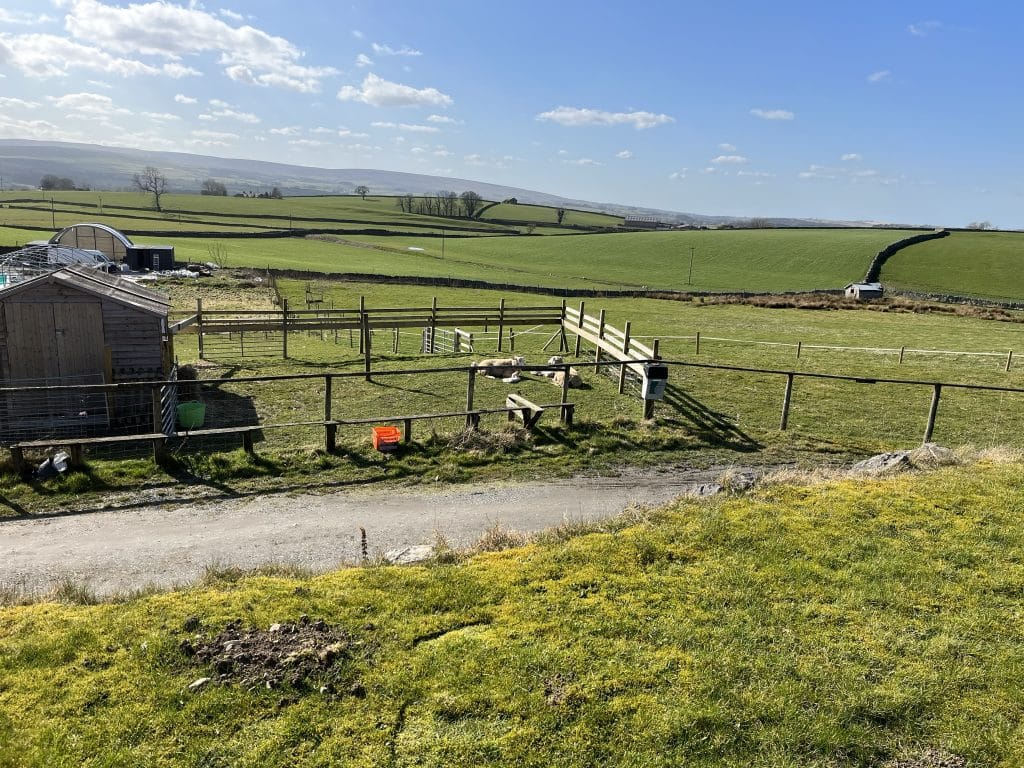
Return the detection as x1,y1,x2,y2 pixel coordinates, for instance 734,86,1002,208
176,401,206,430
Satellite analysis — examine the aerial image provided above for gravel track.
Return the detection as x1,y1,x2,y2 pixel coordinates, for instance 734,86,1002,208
0,467,736,597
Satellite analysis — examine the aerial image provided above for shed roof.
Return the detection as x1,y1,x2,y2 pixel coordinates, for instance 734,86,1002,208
0,264,170,317
845,282,883,290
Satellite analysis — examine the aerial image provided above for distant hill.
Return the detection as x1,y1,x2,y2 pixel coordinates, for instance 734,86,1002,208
0,139,875,228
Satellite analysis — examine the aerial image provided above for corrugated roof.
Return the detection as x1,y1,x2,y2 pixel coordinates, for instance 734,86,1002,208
0,264,170,316
49,222,135,248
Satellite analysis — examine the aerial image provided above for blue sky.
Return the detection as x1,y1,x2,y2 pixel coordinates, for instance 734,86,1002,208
0,0,1021,227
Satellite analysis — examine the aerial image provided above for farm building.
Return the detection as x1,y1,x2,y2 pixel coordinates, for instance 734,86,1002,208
623,215,663,229
845,282,884,300
0,265,174,444
49,222,175,271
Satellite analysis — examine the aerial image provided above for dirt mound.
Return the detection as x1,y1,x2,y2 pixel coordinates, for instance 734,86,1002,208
180,616,365,694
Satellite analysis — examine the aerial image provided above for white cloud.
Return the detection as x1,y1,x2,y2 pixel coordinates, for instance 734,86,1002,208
270,125,302,135
567,158,602,166
867,69,890,83
536,106,674,130
207,107,260,123
908,20,941,36
337,128,369,138
0,10,55,25
175,93,198,104
371,121,438,133
718,143,737,152
617,150,634,160
352,30,363,39
713,154,748,164
59,0,337,92
0,97,39,109
356,53,373,68
188,128,238,146
0,32,194,78
700,167,717,174
737,170,774,178
142,111,181,121
49,91,131,115
427,114,460,124
750,108,794,121
841,153,861,161
0,115,82,142
371,42,422,57
464,154,485,166
218,9,244,22
433,148,453,157
289,138,329,147
669,170,687,180
338,73,452,107
86,79,112,89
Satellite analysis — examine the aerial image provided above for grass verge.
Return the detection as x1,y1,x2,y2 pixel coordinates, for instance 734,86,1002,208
2,460,1024,765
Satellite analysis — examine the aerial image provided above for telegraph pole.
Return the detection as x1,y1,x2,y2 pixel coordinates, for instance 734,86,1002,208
687,245,695,285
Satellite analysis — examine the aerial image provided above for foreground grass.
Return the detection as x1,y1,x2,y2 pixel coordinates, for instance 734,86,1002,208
3,461,1024,765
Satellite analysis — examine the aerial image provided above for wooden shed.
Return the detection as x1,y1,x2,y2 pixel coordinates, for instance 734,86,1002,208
0,265,173,443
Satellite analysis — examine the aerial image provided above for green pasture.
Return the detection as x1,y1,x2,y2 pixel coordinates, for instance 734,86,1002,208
883,230,1024,301
158,228,913,293
4,460,1024,766
478,202,622,227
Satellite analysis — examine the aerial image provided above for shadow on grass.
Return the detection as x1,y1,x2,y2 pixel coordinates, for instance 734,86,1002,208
655,384,762,452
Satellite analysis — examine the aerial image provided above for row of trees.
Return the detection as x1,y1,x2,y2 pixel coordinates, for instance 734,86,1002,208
395,190,483,218
40,175,88,191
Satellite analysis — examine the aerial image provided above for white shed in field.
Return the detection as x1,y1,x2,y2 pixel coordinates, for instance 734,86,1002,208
845,282,884,300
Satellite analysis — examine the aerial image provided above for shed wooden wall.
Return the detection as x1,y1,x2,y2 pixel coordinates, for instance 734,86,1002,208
0,281,167,383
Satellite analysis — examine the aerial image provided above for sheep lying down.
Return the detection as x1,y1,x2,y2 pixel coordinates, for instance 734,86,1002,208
538,355,583,388
472,356,526,383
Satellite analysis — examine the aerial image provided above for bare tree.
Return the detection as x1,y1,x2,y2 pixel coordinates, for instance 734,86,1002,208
967,221,993,230
201,179,227,196
354,185,369,200
460,190,483,218
556,207,566,225
439,190,458,217
133,166,167,211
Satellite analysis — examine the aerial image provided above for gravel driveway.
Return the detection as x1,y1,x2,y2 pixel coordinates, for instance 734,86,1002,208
1,467,735,598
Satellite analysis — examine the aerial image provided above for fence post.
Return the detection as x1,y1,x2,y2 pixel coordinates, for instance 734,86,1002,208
899,346,906,364
1006,350,1013,372
282,298,289,360
595,309,606,371
574,301,585,357
560,299,569,352
430,296,438,353
924,384,942,443
618,321,631,394
497,298,505,352
643,339,661,420
465,366,477,429
454,330,461,354
196,298,205,360
509,329,515,353
796,341,802,359
362,311,372,381
779,373,794,430
151,385,165,461
695,331,700,355
324,374,336,452
358,296,365,353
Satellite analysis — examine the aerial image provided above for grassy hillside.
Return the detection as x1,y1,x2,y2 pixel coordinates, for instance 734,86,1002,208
882,231,1024,301
2,460,1023,766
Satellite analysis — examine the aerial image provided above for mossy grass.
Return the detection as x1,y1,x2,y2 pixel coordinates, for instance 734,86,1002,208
2,461,1024,765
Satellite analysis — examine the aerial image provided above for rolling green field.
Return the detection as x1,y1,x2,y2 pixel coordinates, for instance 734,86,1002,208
478,201,622,228
3,460,1024,766
883,231,1024,301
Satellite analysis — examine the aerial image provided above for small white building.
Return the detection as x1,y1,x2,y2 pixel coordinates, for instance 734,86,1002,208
845,282,884,300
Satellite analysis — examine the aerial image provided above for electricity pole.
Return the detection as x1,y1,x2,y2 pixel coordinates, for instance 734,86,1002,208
687,245,694,285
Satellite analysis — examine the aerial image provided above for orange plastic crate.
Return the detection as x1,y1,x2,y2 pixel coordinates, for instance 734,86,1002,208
371,425,401,452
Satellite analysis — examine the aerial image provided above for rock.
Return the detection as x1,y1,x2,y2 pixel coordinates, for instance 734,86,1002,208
691,483,723,497
182,615,201,632
851,451,912,476
188,677,211,692
723,471,757,492
268,623,282,633
383,545,435,564
908,443,957,467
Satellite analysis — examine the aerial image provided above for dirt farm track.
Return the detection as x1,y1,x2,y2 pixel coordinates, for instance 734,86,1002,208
0,467,735,598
